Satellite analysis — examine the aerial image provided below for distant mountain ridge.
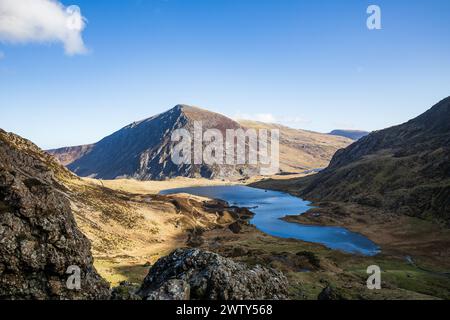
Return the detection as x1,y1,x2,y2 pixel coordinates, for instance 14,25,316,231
299,97,450,222
49,144,94,166
329,130,369,141
239,120,351,173
48,105,352,180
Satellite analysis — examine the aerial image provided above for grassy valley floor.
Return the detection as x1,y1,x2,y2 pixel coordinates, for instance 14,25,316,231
251,175,450,299
67,176,450,299
198,224,450,300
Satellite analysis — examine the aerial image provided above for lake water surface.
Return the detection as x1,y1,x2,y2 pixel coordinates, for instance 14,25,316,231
161,185,380,256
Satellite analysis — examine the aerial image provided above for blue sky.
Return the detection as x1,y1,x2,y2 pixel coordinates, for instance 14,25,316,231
1,0,450,149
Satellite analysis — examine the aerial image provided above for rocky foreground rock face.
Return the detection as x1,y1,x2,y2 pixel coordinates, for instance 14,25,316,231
0,129,110,300
138,248,289,300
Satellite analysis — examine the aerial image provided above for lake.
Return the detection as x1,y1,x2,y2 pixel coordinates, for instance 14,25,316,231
161,185,380,256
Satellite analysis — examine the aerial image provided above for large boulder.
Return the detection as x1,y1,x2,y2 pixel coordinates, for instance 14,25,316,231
0,130,110,300
138,248,289,300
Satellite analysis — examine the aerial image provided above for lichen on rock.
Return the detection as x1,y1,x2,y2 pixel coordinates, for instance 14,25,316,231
138,248,289,300
0,129,110,300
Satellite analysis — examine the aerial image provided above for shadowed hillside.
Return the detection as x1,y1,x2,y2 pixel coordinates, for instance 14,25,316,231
261,97,450,223
51,105,251,180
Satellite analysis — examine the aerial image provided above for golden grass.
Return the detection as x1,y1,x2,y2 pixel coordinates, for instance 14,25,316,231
83,177,238,194
67,175,450,299
67,177,246,286
239,120,353,172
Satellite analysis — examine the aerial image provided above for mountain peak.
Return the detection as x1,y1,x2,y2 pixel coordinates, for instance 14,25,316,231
172,104,208,114
171,104,240,127
47,104,353,180
174,103,196,110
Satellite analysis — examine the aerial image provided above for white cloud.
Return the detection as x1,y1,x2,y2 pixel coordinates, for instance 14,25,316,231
253,113,277,123
0,0,87,55
0,51,4,59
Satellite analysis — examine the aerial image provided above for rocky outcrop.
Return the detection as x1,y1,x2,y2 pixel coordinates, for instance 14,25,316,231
0,129,110,300
138,248,289,300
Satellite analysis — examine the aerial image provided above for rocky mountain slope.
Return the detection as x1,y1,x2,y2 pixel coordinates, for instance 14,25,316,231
329,130,369,141
48,105,352,180
0,129,110,299
295,97,450,222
